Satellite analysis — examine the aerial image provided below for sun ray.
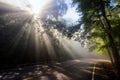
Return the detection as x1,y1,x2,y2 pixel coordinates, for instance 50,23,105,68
25,0,50,15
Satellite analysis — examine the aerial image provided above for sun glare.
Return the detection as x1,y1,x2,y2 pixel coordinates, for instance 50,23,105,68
27,0,49,15
27,0,46,14
0,0,50,15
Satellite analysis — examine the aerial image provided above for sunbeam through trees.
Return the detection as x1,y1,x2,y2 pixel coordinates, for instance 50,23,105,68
0,0,120,80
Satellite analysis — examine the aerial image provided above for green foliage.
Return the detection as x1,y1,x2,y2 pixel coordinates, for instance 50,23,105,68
71,0,120,69
71,0,119,52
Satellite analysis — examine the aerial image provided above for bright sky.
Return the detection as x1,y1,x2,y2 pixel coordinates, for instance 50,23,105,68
63,0,79,24
0,0,79,23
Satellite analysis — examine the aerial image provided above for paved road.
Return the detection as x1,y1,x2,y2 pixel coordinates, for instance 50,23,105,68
57,59,110,80
0,59,111,80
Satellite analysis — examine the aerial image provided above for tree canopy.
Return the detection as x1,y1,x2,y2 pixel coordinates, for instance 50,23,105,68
70,0,120,70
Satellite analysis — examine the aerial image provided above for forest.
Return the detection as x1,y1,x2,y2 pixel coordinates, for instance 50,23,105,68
0,0,120,80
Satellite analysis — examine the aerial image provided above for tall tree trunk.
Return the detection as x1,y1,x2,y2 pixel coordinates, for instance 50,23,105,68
107,47,114,65
99,0,120,69
99,17,114,65
103,15,120,69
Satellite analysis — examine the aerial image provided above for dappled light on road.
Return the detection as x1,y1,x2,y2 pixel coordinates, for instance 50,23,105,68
0,64,72,80
0,59,113,80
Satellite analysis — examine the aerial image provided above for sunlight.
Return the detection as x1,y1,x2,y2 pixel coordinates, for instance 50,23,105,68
0,0,109,63
0,0,50,15
27,0,49,15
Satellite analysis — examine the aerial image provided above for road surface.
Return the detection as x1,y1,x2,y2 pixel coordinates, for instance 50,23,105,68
0,59,111,80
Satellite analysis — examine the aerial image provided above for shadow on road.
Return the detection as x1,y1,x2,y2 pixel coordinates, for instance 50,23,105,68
0,59,118,80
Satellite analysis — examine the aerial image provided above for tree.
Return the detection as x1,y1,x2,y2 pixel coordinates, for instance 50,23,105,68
37,0,70,61
72,0,120,70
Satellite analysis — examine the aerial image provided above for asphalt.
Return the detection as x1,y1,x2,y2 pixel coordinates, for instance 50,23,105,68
0,59,111,80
